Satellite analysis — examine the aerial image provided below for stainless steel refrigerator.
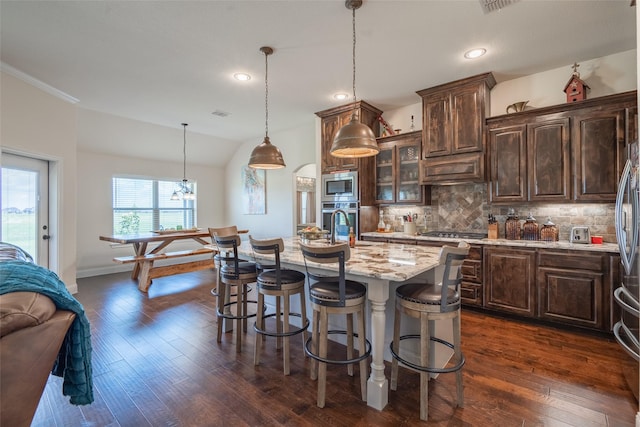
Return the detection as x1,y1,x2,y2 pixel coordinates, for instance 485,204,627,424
614,140,640,403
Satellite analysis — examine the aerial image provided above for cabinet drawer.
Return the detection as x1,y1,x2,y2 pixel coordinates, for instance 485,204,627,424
538,251,605,271
461,281,482,306
462,259,482,283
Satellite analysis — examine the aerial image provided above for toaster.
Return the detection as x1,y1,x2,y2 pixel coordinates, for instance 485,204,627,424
570,226,591,244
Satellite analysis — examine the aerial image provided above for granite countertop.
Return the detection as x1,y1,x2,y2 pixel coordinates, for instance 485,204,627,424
360,232,620,253
236,236,443,282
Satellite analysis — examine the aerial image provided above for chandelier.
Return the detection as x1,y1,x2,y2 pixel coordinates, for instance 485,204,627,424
171,123,196,201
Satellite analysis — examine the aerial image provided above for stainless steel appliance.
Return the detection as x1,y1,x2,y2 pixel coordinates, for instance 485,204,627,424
614,140,640,402
321,201,358,241
321,171,358,202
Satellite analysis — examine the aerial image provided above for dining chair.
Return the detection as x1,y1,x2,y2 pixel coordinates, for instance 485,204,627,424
249,236,309,375
209,226,257,353
299,242,371,408
389,241,470,421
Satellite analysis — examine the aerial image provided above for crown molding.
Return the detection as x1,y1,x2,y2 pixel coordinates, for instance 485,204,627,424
1,62,79,104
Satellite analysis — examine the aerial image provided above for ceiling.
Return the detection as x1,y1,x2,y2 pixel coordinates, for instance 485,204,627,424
0,0,636,166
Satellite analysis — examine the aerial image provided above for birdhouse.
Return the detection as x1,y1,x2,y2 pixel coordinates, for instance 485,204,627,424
564,63,589,103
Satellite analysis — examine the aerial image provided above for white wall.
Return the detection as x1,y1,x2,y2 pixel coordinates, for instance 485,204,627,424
0,71,78,290
75,110,227,277
383,49,637,130
225,121,317,240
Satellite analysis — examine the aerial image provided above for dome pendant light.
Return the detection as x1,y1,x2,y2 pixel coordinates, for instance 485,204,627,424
248,46,286,169
171,123,196,201
330,0,379,158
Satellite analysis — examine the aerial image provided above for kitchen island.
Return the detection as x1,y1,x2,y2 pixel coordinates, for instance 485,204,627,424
234,236,445,411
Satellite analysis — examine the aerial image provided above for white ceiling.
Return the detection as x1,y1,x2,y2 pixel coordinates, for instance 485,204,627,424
0,0,636,166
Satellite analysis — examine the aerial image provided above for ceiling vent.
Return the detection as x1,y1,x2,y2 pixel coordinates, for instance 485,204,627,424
479,0,520,14
211,110,231,118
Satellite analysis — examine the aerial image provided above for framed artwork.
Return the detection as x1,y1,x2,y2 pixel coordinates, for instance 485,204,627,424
242,165,266,215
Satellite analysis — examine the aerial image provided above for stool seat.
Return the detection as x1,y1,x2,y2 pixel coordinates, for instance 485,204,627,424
310,281,366,303
256,269,306,289
221,262,257,278
396,283,459,307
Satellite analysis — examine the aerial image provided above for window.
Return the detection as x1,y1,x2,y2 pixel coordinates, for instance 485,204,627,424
112,177,195,234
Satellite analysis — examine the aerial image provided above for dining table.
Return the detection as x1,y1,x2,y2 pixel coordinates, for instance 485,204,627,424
100,229,252,291
235,236,445,411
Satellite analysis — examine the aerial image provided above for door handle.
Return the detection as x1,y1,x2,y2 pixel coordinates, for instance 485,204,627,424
42,234,51,240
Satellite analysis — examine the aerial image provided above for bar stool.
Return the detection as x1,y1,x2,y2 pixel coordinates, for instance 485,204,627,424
249,236,309,375
300,242,371,408
211,229,258,353
389,241,470,421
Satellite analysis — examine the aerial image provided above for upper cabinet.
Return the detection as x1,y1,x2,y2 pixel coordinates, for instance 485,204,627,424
486,91,637,203
417,72,496,184
315,101,382,174
488,117,571,203
375,130,428,205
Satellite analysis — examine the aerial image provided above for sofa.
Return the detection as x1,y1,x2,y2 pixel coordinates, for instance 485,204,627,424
0,243,88,427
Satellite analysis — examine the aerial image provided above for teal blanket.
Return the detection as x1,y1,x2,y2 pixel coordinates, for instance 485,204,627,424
0,261,94,405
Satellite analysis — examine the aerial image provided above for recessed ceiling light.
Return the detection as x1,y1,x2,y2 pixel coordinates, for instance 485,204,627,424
333,93,349,101
464,48,487,59
234,72,251,81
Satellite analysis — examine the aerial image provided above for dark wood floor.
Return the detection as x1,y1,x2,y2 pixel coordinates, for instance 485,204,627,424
32,270,638,426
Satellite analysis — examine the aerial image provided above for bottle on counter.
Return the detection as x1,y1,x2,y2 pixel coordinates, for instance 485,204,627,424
505,208,521,240
349,227,356,248
377,211,386,232
540,217,559,242
522,212,539,241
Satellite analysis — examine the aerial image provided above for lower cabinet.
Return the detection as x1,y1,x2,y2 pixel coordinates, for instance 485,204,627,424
537,250,606,330
484,247,537,317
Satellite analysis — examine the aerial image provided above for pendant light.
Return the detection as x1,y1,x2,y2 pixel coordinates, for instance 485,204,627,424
248,46,286,169
330,0,379,158
170,123,196,201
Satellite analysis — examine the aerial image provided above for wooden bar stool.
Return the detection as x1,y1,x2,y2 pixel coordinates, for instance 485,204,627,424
211,229,258,353
389,241,469,421
249,236,309,375
300,242,371,408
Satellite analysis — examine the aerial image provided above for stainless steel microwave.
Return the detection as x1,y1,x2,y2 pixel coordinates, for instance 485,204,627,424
321,171,358,202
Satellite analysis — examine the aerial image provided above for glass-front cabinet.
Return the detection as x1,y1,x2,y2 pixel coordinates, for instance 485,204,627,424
375,130,425,205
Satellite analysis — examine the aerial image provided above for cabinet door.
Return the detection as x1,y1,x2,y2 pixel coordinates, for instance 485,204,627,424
375,143,395,203
538,267,604,330
527,118,571,201
572,108,625,201
484,247,536,316
320,114,341,173
396,136,422,204
488,124,527,203
422,91,451,158
451,83,485,154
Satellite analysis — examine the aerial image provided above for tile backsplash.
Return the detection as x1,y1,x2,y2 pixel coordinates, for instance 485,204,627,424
380,182,616,243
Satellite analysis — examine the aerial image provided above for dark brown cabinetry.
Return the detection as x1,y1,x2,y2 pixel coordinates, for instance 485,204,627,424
537,250,606,330
315,101,382,174
316,101,382,208
487,117,570,203
484,247,537,317
417,72,496,184
460,245,483,306
486,90,637,203
375,131,428,205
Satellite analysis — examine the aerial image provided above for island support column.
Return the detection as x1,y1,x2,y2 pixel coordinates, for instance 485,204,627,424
365,278,390,410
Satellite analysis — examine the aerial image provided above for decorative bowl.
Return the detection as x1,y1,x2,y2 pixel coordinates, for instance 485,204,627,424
298,229,330,243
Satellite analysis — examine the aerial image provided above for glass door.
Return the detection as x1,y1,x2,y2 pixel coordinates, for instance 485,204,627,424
1,153,49,266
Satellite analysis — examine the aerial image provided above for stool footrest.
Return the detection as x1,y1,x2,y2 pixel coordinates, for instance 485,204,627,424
210,285,252,298
304,331,372,365
390,334,465,374
254,313,310,338
217,299,260,320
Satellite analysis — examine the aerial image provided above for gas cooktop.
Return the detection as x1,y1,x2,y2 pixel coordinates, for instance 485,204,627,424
419,230,487,240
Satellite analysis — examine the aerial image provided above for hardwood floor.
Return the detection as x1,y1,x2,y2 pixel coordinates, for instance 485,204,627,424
32,270,637,426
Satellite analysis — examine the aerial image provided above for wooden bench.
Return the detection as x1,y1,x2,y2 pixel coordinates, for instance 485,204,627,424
114,247,216,292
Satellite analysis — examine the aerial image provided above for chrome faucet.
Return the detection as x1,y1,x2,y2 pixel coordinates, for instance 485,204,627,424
330,209,350,245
